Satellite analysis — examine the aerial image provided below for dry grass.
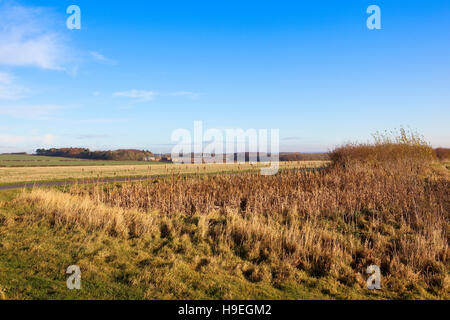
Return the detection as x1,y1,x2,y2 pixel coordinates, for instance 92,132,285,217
18,188,157,238
8,131,449,298
330,129,436,171
16,162,449,297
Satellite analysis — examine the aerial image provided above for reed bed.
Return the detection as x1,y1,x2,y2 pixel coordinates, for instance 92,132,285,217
52,163,446,293
15,131,449,297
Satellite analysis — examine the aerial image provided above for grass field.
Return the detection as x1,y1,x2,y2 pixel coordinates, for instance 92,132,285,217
0,154,160,167
0,161,327,185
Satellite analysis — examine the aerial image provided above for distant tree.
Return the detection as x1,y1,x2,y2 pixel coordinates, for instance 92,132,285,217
279,153,329,161
435,148,450,160
35,148,154,161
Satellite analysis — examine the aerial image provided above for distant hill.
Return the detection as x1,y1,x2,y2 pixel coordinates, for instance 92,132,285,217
36,148,153,161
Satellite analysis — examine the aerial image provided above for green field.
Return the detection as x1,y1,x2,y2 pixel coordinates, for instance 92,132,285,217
0,154,160,167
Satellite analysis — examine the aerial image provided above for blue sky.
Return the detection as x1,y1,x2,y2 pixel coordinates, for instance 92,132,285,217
0,0,449,153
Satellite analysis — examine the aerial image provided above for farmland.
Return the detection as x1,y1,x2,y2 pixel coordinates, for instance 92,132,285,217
0,154,159,167
0,160,326,185
0,133,448,300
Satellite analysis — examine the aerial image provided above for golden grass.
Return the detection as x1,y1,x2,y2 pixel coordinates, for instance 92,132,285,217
330,129,436,171
19,188,157,238
6,132,448,299
0,161,327,184
15,159,449,297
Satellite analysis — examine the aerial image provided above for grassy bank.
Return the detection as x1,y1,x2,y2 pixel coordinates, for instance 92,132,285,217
0,189,359,300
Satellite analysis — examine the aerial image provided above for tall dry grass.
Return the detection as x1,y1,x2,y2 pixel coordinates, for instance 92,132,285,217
329,129,436,172
19,188,157,238
15,130,449,295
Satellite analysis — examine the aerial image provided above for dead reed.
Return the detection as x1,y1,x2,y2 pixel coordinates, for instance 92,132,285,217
15,130,449,296
60,165,448,293
329,129,436,172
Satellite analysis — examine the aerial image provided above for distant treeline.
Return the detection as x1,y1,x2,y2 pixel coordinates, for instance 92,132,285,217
279,152,329,161
435,148,450,160
32,148,450,162
171,152,329,163
36,148,153,161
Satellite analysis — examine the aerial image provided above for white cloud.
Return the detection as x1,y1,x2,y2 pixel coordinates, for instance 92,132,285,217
0,2,68,70
81,118,128,124
0,104,62,120
112,90,201,102
0,84,24,100
0,133,56,147
169,91,200,99
0,71,28,100
76,134,109,140
0,72,13,84
90,51,117,65
113,90,158,102
281,137,303,141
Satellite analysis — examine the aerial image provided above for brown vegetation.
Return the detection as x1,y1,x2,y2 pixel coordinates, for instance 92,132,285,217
12,130,449,298
435,148,450,161
329,129,436,170
280,152,329,162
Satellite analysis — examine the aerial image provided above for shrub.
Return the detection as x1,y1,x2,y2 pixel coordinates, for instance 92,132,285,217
329,129,436,170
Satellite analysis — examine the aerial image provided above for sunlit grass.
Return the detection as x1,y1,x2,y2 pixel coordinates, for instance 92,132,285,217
0,161,328,185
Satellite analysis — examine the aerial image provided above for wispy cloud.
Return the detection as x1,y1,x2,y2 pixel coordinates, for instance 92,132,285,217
0,133,56,147
76,134,109,140
0,104,63,120
169,91,201,99
81,118,128,124
113,90,201,102
89,51,117,65
0,72,28,100
282,136,303,141
113,90,158,102
0,72,13,84
0,2,69,70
